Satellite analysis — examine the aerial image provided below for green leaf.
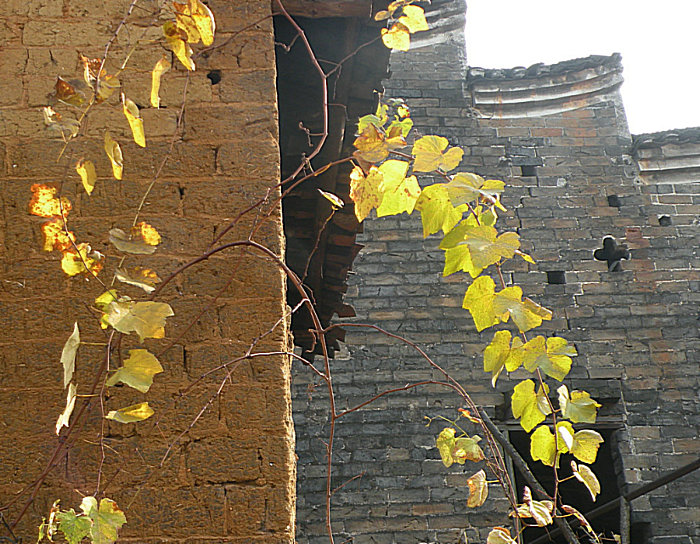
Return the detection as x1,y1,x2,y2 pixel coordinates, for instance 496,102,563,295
80,497,126,544
483,331,525,387
558,384,601,423
521,336,575,381
530,425,556,466
412,135,464,172
375,160,421,217
492,286,552,333
60,322,80,388
462,276,498,331
512,379,551,432
56,509,91,544
105,300,174,342
56,383,77,435
106,349,163,393
446,172,505,209
571,461,601,501
466,469,488,508
440,223,520,277
106,402,155,423
414,184,466,237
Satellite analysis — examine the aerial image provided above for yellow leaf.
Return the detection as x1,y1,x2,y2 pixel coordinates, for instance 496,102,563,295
515,487,554,527
376,160,421,217
493,286,552,333
76,159,97,195
353,123,406,163
466,469,488,508
522,336,575,381
104,132,123,180
109,223,160,254
349,165,383,222
412,135,464,173
462,275,498,332
487,527,517,544
381,22,410,51
29,184,71,218
189,0,216,45
440,224,520,278
150,55,171,108
136,221,161,246
41,218,76,252
106,349,164,393
483,331,525,386
414,184,467,238
436,427,484,467
399,5,429,33
512,379,551,432
51,77,86,107
558,385,601,423
95,290,118,311
318,189,344,209
61,243,104,277
115,267,161,293
163,21,195,71
446,172,505,209
79,497,126,544
60,322,80,388
105,300,174,342
106,402,154,423
56,383,77,435
570,429,604,464
42,106,80,138
571,461,601,501
530,425,556,466
122,94,145,147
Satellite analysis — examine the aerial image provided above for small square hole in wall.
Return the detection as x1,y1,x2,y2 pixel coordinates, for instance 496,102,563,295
520,165,537,177
658,215,672,226
546,271,566,284
607,195,621,208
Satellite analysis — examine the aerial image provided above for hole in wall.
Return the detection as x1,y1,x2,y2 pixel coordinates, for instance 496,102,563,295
658,215,672,226
607,195,621,208
520,165,537,177
206,70,222,85
546,271,566,284
594,236,630,272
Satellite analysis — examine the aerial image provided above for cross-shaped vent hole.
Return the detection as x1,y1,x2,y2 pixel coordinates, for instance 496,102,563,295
594,236,630,272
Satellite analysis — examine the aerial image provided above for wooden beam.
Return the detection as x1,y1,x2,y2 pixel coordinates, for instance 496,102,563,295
277,0,374,18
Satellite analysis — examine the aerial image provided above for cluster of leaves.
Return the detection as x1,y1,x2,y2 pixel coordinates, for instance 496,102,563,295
348,41,605,536
38,497,126,544
374,0,429,51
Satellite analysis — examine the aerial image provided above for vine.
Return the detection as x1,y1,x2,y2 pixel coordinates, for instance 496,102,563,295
7,1,610,544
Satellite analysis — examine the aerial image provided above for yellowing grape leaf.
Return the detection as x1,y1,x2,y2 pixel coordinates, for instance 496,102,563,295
436,427,485,467
106,402,154,424
115,267,161,293
514,487,554,527
571,461,601,501
530,424,556,466
521,336,575,381
106,349,163,393
412,135,463,173
414,184,467,237
52,77,86,107
61,244,104,277
487,527,517,544
387,117,413,137
173,0,216,46
349,165,383,222
122,94,145,147
381,22,410,51
79,54,105,87
569,429,604,464
512,379,551,432
56,509,92,544
105,300,174,342
104,132,123,180
466,469,488,508
41,219,76,252
561,505,600,542
75,159,97,195
318,189,344,209
95,290,118,329
136,221,161,246
150,55,171,108
43,106,80,138
492,286,552,333
439,224,520,277
109,226,158,255
79,497,126,544
442,244,474,277
483,330,524,387
163,21,195,71
446,173,505,209
376,160,421,216
558,385,601,424
462,275,499,332
29,184,71,218
353,123,406,163
60,322,80,388
56,383,77,435
399,5,429,32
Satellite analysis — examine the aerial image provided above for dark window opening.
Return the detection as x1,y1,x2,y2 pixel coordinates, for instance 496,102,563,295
520,165,538,177
594,236,630,272
607,195,621,208
508,429,622,543
206,69,221,85
546,271,566,284
658,215,672,226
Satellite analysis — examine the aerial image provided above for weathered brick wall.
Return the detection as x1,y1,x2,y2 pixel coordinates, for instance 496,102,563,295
293,1,699,542
0,1,296,542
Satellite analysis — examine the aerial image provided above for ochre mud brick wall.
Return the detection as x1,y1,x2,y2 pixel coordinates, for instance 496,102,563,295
0,1,296,542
